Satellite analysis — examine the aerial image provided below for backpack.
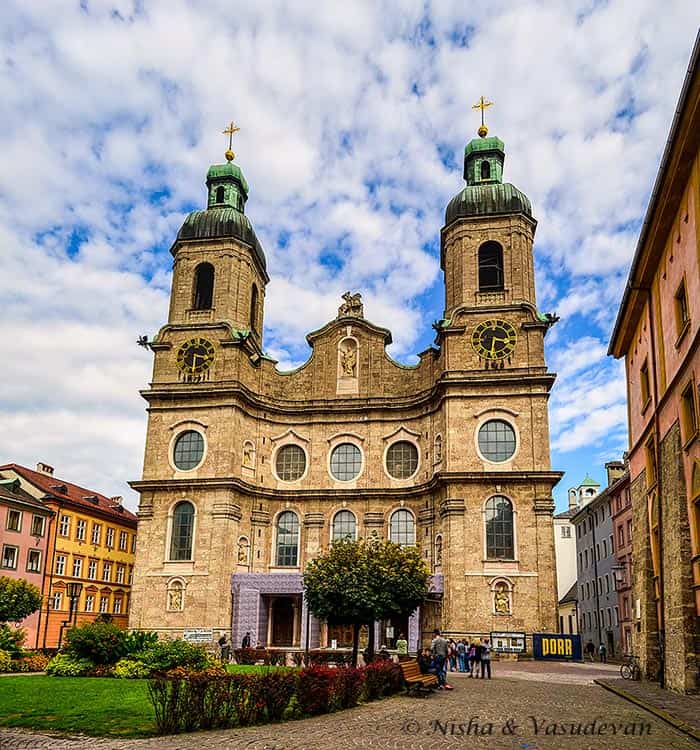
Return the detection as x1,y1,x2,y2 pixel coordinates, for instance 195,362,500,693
468,646,477,658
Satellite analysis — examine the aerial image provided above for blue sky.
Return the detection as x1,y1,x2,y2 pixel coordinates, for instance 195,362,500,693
0,2,698,511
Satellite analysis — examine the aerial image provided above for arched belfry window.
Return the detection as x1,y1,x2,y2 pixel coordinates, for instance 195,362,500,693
485,496,514,560
478,241,504,291
193,263,214,310
169,501,195,561
250,284,258,332
215,186,225,203
480,160,491,180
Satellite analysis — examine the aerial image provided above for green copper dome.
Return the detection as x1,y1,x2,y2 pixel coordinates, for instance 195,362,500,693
444,134,532,225
173,161,266,273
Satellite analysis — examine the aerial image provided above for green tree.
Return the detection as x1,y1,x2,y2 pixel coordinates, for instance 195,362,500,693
0,576,42,623
303,537,429,665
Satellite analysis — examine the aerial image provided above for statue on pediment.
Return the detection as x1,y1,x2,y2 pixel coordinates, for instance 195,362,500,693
338,291,364,318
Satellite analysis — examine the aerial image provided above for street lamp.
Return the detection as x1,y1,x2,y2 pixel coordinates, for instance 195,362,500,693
57,582,83,649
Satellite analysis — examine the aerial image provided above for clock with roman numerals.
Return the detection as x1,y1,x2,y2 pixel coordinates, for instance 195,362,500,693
176,337,215,382
471,320,517,361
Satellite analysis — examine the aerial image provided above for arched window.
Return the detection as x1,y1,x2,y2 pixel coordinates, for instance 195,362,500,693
389,509,415,546
250,284,258,332
478,242,504,291
485,496,514,559
215,186,225,203
169,502,195,561
480,160,491,180
276,511,300,566
193,263,214,310
332,510,356,541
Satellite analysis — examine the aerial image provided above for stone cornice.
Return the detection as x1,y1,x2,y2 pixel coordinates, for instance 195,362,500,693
129,470,564,498
140,369,557,418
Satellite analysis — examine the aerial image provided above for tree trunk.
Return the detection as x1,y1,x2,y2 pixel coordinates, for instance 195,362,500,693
351,622,360,667
367,620,375,663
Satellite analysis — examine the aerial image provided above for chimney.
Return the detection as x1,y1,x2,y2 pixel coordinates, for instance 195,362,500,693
605,460,625,487
568,488,578,511
36,462,54,476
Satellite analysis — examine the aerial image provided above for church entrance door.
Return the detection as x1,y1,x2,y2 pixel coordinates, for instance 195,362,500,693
271,597,295,646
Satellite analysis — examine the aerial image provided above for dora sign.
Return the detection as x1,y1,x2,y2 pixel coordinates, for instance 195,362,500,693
532,633,582,661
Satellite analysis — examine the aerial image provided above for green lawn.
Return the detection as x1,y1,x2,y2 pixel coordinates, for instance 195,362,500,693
0,666,297,738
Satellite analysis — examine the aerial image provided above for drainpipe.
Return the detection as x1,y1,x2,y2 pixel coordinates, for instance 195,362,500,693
589,506,602,648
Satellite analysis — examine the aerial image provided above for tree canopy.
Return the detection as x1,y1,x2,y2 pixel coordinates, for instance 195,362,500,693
303,536,430,663
0,576,42,623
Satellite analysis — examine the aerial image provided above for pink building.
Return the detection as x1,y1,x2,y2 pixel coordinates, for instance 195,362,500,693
0,476,54,647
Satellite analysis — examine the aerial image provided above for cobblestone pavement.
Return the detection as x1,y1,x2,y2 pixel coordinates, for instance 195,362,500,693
1,663,697,750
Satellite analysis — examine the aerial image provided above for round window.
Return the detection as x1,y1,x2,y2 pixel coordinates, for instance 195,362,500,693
330,443,362,481
386,441,419,479
275,444,306,481
173,431,205,470
477,420,516,462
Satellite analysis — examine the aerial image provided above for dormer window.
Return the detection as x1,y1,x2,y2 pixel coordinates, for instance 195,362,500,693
215,186,225,204
481,160,491,180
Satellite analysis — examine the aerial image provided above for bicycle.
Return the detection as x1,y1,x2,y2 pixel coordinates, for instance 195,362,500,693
620,654,641,680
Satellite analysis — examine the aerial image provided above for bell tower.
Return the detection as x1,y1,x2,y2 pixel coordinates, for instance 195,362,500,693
441,115,537,320
166,123,268,344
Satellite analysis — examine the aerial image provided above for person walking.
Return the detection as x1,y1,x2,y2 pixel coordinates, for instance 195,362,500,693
585,640,595,663
480,638,492,679
457,639,467,672
598,643,607,664
218,633,231,662
448,639,457,672
430,629,453,690
468,639,481,677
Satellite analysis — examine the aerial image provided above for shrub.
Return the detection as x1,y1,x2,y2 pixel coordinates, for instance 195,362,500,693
265,651,286,666
139,639,212,673
114,657,151,679
296,665,338,716
362,660,403,701
0,624,25,656
8,652,50,673
65,622,127,665
0,649,11,672
260,669,297,721
46,654,94,677
229,673,266,726
233,647,258,665
336,666,365,708
124,630,159,656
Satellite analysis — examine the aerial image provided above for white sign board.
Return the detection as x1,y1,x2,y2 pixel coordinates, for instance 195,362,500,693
183,628,214,644
490,631,526,653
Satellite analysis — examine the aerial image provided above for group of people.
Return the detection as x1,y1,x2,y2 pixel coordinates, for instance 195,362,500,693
585,640,608,663
418,629,493,688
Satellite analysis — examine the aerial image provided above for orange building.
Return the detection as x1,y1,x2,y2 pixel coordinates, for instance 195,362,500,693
0,463,137,649
609,33,700,693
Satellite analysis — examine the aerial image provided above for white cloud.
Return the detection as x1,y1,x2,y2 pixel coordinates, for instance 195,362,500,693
0,1,696,505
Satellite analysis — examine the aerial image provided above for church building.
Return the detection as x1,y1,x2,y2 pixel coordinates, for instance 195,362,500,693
129,115,562,652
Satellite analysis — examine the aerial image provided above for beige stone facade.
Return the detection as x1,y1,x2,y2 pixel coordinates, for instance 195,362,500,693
129,135,562,652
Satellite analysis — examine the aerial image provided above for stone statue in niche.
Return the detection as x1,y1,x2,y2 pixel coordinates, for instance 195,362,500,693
338,339,357,378
242,441,256,468
494,582,511,615
435,435,443,463
167,585,183,611
337,291,364,318
435,536,443,566
237,538,250,564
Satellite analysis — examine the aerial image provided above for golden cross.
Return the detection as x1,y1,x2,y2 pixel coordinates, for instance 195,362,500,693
472,96,494,136
222,121,240,161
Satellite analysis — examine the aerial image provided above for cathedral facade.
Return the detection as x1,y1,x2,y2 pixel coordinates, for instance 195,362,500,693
129,127,562,651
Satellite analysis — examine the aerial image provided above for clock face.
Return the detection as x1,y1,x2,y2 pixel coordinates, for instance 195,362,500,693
471,320,517,360
176,338,215,381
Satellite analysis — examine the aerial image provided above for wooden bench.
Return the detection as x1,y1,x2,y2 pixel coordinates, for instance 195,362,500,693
399,659,439,696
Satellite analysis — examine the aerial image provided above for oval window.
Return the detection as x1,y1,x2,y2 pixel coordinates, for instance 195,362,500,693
386,441,419,479
330,443,362,481
477,420,516,462
275,444,307,481
173,431,205,470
